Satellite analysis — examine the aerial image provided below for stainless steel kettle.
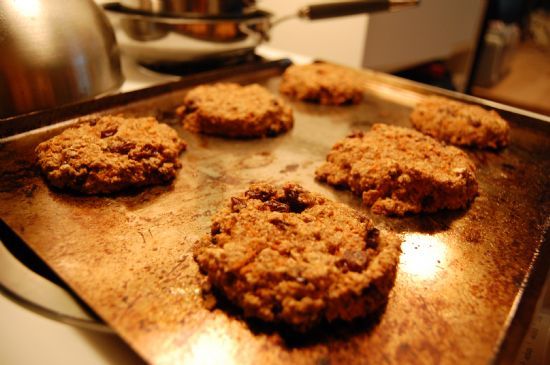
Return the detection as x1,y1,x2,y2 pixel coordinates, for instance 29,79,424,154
0,0,124,118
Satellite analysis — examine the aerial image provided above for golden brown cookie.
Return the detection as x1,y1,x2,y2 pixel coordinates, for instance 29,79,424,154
316,124,478,216
178,83,293,138
194,182,401,331
279,63,364,105
35,115,186,194
410,95,510,149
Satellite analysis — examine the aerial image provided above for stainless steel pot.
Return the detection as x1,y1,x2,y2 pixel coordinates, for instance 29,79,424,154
105,3,269,64
119,0,257,17
0,0,123,118
103,1,420,65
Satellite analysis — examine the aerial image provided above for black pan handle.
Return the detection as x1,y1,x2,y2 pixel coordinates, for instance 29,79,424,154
298,0,420,20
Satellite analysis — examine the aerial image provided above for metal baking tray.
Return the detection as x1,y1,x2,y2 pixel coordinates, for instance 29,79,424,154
0,60,548,365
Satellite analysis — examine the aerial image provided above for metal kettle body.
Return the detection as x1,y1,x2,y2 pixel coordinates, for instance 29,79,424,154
0,0,124,118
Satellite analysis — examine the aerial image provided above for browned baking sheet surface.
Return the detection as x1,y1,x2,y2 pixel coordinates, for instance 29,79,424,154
1,65,549,365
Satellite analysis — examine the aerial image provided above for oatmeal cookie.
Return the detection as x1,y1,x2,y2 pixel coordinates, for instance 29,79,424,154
35,115,186,194
178,83,293,138
194,182,401,331
410,95,510,148
279,63,364,105
316,124,478,216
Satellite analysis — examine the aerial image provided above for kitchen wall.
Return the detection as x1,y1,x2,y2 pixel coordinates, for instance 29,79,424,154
261,0,369,67
363,0,486,73
262,0,486,79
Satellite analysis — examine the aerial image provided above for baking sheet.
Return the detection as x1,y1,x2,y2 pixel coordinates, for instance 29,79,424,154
0,62,549,365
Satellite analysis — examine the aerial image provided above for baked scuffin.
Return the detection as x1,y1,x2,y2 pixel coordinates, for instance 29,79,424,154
316,124,478,216
279,63,364,105
36,115,186,194
178,83,293,138
194,182,401,331
410,95,509,149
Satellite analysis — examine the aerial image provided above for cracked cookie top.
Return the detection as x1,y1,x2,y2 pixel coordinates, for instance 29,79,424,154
194,182,401,331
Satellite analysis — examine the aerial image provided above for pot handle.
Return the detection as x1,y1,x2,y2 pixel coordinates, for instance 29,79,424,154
298,0,420,20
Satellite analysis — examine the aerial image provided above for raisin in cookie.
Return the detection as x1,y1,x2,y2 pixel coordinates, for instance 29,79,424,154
410,95,509,149
194,182,401,331
279,63,364,105
316,124,478,216
35,115,186,194
178,83,293,138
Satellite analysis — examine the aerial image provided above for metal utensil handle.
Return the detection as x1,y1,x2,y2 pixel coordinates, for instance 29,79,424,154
298,0,419,20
